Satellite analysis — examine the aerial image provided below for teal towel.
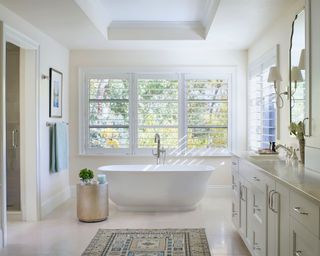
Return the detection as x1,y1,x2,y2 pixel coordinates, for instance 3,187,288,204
50,123,69,173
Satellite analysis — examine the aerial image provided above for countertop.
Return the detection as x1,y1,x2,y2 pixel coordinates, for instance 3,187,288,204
234,152,320,205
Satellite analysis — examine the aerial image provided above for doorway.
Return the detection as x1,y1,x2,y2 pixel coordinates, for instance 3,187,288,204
0,23,41,247
6,42,21,217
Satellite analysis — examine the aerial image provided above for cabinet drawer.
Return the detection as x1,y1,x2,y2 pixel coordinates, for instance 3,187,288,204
239,159,274,191
290,190,320,237
290,217,320,256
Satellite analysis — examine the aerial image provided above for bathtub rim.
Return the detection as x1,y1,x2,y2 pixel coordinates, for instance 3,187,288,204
97,164,215,172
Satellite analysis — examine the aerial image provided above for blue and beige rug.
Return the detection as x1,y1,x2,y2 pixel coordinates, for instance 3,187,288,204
82,229,211,256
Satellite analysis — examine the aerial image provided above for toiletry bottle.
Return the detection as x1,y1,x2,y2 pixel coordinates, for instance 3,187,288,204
291,149,299,166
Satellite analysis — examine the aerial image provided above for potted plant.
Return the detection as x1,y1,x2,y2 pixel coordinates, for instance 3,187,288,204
79,168,94,184
289,121,305,164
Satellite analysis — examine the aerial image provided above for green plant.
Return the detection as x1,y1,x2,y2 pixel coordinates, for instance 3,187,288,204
289,121,305,140
79,168,94,184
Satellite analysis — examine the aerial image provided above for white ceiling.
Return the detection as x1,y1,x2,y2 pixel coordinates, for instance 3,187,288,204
0,0,297,50
103,0,211,22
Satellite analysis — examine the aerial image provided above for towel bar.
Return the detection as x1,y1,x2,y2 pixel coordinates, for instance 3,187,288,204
46,121,69,127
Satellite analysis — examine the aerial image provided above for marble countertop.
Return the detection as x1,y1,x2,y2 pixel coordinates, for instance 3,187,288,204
234,152,320,205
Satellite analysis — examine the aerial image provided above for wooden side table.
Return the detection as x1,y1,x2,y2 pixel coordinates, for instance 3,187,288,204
77,183,109,222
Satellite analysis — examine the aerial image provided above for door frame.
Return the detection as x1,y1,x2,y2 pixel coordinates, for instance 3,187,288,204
0,22,41,247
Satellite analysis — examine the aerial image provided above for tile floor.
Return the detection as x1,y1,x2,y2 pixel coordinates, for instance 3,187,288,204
0,194,250,256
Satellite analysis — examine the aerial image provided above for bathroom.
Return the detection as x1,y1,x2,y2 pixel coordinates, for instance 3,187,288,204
0,0,320,255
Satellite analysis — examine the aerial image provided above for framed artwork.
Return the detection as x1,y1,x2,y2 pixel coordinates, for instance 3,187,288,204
49,68,63,117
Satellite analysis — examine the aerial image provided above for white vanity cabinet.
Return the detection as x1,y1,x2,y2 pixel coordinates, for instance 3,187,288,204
238,159,275,256
232,156,320,256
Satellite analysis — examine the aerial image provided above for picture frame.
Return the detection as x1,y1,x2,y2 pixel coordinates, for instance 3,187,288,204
49,68,63,117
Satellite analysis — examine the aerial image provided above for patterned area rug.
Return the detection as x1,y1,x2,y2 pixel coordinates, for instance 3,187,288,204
82,229,211,256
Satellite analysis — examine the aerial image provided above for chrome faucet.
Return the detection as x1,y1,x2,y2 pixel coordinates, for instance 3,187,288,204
152,133,166,164
275,144,293,158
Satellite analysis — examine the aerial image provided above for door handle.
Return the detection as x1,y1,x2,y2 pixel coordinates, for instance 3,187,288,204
293,207,309,215
240,185,247,202
271,191,279,213
12,129,18,149
268,190,275,210
295,250,303,256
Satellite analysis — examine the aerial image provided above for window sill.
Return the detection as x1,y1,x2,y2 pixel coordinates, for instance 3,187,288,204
78,152,232,158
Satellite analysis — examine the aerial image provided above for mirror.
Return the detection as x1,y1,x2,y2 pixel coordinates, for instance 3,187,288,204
289,9,310,134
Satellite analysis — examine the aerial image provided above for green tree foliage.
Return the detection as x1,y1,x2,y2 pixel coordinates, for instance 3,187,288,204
87,77,228,150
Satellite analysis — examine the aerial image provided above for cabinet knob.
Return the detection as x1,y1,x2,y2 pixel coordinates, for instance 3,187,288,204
293,207,309,215
295,250,303,256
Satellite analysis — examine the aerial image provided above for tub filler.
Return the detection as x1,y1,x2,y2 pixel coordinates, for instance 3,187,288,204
98,164,214,211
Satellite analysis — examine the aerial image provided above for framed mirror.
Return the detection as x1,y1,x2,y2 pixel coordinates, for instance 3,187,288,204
289,7,311,135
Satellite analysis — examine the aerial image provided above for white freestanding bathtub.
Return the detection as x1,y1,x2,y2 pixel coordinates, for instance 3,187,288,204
98,164,214,211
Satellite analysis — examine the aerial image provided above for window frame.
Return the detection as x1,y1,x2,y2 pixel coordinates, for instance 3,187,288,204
248,46,279,151
184,73,232,156
79,67,235,156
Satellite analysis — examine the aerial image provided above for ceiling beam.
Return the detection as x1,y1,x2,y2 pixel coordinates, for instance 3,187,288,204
202,0,221,39
73,0,111,40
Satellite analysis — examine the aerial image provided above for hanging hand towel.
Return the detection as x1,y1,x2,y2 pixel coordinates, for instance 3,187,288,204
50,123,69,173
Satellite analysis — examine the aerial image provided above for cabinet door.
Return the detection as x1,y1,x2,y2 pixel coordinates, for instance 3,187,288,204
267,182,278,256
290,217,320,256
232,168,240,228
248,184,266,256
239,175,248,240
251,221,266,256
276,182,290,256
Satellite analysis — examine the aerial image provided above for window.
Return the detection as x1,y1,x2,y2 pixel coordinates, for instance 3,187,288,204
187,78,228,151
137,75,179,149
85,75,130,154
80,69,233,156
248,47,277,151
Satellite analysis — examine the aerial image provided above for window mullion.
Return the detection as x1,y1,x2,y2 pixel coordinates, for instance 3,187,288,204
129,73,137,155
179,73,187,156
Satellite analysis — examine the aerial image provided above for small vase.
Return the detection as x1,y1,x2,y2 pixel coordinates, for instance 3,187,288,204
299,138,305,164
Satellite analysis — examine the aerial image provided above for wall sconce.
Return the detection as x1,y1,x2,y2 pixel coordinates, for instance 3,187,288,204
267,66,287,108
291,66,303,96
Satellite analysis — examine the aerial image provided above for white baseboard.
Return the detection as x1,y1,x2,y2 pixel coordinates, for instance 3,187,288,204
7,211,22,221
41,186,71,218
206,185,232,197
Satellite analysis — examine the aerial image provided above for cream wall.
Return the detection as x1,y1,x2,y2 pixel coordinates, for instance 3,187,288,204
0,4,70,217
69,49,247,187
248,0,305,147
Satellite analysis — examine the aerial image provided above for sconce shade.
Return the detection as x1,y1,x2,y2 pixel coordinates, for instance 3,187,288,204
298,49,305,70
291,66,303,82
267,66,282,82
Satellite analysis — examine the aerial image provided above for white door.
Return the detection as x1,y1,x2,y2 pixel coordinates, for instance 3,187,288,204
0,21,7,248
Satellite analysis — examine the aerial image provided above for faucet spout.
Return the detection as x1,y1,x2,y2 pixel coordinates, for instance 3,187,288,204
275,144,293,158
152,133,165,164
